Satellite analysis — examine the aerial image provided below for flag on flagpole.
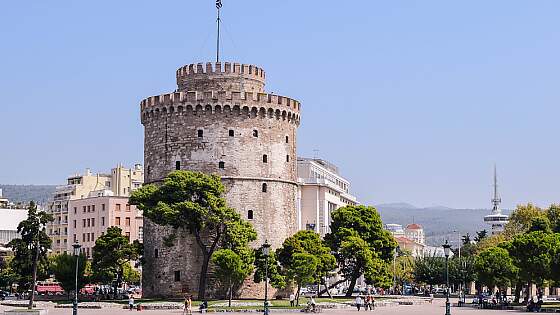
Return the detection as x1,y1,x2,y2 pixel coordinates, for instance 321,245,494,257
216,0,222,9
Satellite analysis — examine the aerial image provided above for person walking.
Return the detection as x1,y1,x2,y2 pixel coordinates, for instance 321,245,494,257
355,295,363,311
183,295,192,315
128,294,135,311
289,293,295,307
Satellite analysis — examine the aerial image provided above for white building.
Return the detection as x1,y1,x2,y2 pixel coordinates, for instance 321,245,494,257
405,223,425,245
385,223,405,237
297,158,358,237
0,191,28,245
484,166,509,235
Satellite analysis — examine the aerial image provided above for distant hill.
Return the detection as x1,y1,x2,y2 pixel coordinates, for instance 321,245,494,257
0,185,56,206
375,203,511,246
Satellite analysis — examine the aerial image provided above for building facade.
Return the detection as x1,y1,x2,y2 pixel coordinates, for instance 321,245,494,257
140,62,301,298
67,195,143,259
297,158,358,236
404,223,425,245
47,164,143,254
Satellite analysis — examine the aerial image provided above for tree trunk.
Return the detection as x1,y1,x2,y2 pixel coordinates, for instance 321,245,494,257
514,281,522,304
318,278,345,296
345,272,359,297
296,283,301,306
325,277,333,299
198,253,210,300
28,241,40,310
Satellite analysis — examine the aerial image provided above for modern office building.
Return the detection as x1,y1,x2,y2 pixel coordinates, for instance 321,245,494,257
297,157,358,237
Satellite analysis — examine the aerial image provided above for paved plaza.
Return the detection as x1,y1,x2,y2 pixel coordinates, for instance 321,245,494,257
0,299,521,315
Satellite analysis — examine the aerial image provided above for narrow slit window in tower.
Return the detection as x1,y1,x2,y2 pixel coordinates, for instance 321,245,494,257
286,135,289,143
175,161,180,170
248,210,254,220
262,183,267,192
263,154,268,163
197,129,203,138
253,130,258,137
154,249,159,258
219,161,225,169
286,155,290,162
229,129,234,137
174,271,181,282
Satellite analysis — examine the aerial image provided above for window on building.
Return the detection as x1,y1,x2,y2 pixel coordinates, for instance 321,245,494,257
102,204,105,211
82,234,85,242
87,206,90,212
82,219,86,228
87,219,90,227
125,217,130,226
116,204,121,211
253,130,258,137
126,204,131,211
219,161,225,169
74,207,77,214
147,166,151,176
125,232,130,240
91,205,95,212
91,233,95,241
248,210,254,220
175,161,181,170
83,206,86,213
115,217,121,226
154,249,159,258
263,154,268,163
73,220,76,228
92,218,95,227
262,183,267,192
197,129,203,137
286,155,290,162
174,271,181,282
74,234,77,242
229,129,234,137
102,217,105,226
286,135,289,143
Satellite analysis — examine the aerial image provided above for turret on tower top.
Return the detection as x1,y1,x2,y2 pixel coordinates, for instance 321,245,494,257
176,62,266,92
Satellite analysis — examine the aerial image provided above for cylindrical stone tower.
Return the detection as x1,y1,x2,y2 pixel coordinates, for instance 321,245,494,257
140,62,301,298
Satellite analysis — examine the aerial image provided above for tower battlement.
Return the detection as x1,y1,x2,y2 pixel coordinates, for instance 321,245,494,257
176,62,266,92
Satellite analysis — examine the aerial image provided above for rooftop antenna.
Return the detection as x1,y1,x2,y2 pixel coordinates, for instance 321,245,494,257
215,0,222,62
491,164,502,214
313,149,320,159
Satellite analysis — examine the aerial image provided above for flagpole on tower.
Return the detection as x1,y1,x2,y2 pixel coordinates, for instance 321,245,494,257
216,0,222,63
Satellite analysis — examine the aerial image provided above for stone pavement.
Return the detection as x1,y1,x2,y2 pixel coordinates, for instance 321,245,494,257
0,299,521,315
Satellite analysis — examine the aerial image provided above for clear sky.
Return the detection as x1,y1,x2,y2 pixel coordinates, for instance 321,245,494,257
1,1,559,209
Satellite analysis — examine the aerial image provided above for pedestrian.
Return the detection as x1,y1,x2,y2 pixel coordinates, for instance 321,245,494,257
183,295,192,315
128,294,134,311
365,294,372,311
371,295,375,311
289,293,295,307
355,295,363,311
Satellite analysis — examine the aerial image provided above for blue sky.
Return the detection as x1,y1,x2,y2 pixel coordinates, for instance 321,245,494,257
1,1,559,209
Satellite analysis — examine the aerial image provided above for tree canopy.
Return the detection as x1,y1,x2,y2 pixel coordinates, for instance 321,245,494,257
51,253,88,296
130,170,256,299
475,247,517,290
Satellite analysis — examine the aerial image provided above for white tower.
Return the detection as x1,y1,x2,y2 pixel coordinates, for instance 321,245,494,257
483,165,509,234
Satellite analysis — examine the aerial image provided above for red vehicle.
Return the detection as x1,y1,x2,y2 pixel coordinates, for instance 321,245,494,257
36,282,64,295
80,285,95,295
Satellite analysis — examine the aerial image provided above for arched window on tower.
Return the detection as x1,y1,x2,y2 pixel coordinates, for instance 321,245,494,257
247,210,254,220
175,161,181,170
263,154,268,163
219,161,225,169
262,183,267,192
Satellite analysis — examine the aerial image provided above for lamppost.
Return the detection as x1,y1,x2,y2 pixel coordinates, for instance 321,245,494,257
72,242,81,315
443,240,452,315
262,240,271,315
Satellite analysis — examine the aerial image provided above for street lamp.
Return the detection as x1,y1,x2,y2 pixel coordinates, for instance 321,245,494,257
72,242,81,315
442,240,452,315
262,240,271,315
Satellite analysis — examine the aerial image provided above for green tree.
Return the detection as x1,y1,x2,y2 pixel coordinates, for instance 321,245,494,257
276,231,336,298
474,230,488,243
461,233,472,245
325,205,397,296
392,253,414,289
0,257,18,291
504,231,559,299
51,253,88,298
211,249,251,307
412,255,445,288
253,246,286,289
474,247,517,292
129,170,256,299
529,216,551,233
7,201,53,293
546,205,560,233
503,203,546,237
123,263,141,284
92,226,139,297
288,253,319,305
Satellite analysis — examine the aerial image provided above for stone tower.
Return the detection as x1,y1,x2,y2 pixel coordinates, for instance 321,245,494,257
139,62,301,298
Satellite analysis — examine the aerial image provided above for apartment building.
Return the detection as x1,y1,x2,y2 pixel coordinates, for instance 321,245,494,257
47,164,143,254
297,157,358,237
67,195,143,259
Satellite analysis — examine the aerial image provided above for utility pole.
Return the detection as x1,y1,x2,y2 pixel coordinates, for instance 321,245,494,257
216,0,222,62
